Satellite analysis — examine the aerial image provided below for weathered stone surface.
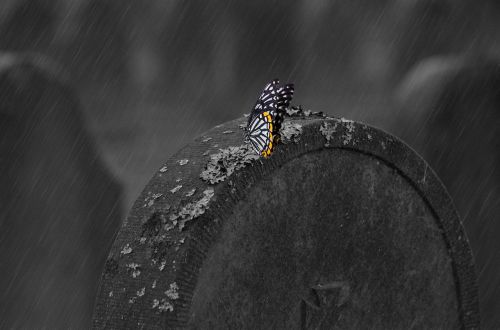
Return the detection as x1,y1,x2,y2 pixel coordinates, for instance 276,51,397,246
93,113,478,329
0,53,123,328
394,56,500,328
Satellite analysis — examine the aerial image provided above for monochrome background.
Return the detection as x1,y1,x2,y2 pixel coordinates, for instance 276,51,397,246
0,0,498,328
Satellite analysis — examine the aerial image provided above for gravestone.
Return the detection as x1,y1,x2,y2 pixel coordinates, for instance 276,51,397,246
93,112,478,329
394,56,500,328
0,53,123,328
392,0,478,78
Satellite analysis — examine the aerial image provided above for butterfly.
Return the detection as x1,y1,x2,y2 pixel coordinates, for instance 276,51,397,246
245,79,294,157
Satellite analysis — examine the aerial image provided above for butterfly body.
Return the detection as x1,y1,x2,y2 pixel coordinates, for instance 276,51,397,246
246,79,294,157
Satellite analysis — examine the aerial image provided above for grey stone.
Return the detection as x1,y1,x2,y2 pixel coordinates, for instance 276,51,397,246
93,114,478,329
394,56,500,328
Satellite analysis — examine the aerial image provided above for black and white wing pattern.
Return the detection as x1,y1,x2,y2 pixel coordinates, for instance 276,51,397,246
273,83,294,141
246,79,294,157
246,79,279,127
247,110,275,157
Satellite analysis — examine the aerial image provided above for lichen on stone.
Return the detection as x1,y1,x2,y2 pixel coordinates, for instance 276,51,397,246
159,300,174,312
342,121,355,145
146,193,163,207
200,144,259,184
170,185,182,193
152,299,174,312
319,121,339,147
169,188,215,230
164,222,175,231
120,243,132,255
165,282,179,300
281,121,303,144
185,188,196,197
286,105,326,118
126,263,141,278
286,106,301,116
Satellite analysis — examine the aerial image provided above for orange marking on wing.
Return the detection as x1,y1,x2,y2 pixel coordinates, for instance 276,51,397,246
258,111,275,158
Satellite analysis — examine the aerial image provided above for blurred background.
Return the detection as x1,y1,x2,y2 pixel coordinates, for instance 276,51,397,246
0,0,498,328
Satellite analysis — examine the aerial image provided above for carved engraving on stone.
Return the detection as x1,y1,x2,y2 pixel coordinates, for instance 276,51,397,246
299,281,350,329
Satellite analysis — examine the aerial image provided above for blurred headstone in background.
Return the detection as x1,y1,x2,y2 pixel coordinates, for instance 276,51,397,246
0,53,123,328
394,55,500,328
390,0,480,80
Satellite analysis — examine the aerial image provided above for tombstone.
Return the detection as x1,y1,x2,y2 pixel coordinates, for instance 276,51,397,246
394,56,500,328
0,53,123,328
92,111,478,328
391,0,479,79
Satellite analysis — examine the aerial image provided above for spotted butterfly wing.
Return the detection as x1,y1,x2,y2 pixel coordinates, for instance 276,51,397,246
246,79,294,157
273,83,294,142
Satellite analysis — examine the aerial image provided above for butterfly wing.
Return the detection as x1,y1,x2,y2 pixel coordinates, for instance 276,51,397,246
246,79,294,157
247,111,274,158
272,83,294,142
247,79,280,127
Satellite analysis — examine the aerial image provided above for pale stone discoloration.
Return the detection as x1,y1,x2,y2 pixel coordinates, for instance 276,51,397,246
169,188,215,230
200,145,259,184
281,121,303,144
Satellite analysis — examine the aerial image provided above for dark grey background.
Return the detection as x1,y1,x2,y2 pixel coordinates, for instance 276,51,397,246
0,0,498,328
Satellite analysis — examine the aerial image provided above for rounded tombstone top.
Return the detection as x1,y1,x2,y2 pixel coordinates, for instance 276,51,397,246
0,52,75,127
0,52,123,328
394,55,500,328
93,110,478,329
